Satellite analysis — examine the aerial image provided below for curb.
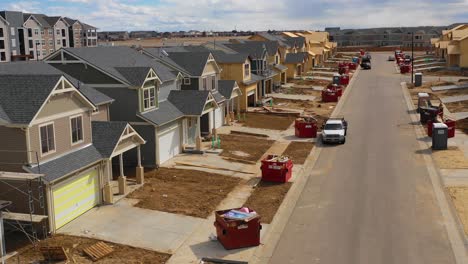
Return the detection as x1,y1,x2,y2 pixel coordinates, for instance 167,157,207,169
250,67,361,264
400,81,468,263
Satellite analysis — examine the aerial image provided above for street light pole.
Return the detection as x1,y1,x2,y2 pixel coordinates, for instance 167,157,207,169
411,31,414,84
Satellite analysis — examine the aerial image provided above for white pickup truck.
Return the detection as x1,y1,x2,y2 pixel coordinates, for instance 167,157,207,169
321,118,348,144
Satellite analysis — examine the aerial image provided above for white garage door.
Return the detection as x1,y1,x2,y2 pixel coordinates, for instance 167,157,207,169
52,167,100,230
214,108,223,129
158,124,181,164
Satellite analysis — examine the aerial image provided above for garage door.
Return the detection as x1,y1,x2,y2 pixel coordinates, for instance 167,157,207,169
52,168,100,229
214,108,223,129
158,124,181,164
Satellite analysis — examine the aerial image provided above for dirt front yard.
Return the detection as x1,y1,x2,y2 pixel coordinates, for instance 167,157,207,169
10,235,170,264
445,101,468,113
129,168,241,218
282,142,315,164
243,182,292,224
290,79,331,86
424,69,468,77
240,112,296,130
219,134,274,162
458,118,468,135
447,187,468,236
274,98,336,126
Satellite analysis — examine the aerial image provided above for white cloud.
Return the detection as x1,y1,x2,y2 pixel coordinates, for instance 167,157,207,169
8,1,41,13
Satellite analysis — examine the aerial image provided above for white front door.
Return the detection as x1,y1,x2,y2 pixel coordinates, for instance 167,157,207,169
158,124,181,164
214,107,223,129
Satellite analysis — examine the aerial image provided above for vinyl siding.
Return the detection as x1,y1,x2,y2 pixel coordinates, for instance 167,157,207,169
91,104,109,121
0,19,10,62
159,80,178,101
96,88,140,122
124,124,156,167
461,39,468,68
0,126,27,171
29,111,92,163
51,63,122,85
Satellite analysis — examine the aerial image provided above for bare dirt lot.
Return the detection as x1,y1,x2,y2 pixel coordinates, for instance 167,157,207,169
445,101,468,113
282,87,322,96
447,187,468,236
240,113,296,130
9,235,170,264
274,98,336,125
458,118,468,135
107,36,249,48
243,181,292,224
129,168,241,218
290,79,331,87
219,134,274,163
424,69,468,77
282,142,315,164
432,146,468,169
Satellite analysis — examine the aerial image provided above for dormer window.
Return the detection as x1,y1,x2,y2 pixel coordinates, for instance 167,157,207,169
244,63,250,78
184,77,191,85
143,87,156,110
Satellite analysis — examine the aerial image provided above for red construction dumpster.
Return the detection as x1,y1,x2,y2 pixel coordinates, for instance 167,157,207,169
214,208,261,250
360,49,365,56
400,64,411,74
347,62,357,70
261,155,293,183
322,89,340,102
327,84,343,96
445,119,456,138
295,117,318,138
339,65,349,75
340,74,350,86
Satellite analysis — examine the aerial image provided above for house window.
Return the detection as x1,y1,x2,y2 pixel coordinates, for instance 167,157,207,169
70,115,83,144
0,52,5,61
56,40,61,45
42,50,47,56
56,29,60,35
49,40,53,46
40,123,55,155
143,87,156,110
92,107,100,115
48,29,53,35
28,39,33,48
34,29,39,35
0,40,4,49
41,40,45,46
35,40,40,46
49,49,54,53
10,27,15,36
40,29,44,35
0,28,4,37
244,63,250,77
211,76,216,91
202,77,207,90
11,39,16,48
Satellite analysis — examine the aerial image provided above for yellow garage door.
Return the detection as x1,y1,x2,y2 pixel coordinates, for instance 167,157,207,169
52,168,100,229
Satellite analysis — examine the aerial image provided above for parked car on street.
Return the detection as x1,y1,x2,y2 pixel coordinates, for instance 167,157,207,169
321,118,348,144
361,55,371,69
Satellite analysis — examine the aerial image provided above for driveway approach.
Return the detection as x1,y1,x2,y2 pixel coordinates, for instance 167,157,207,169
269,54,457,264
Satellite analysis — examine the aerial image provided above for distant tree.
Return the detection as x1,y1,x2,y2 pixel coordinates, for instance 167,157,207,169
162,32,171,38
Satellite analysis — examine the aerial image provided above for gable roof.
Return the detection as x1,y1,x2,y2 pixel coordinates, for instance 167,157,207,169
92,121,129,158
224,42,268,59
218,80,239,99
0,61,113,106
210,50,249,64
0,11,25,27
26,14,51,27
168,90,212,116
114,67,152,87
62,47,177,84
0,74,62,124
284,52,307,64
167,51,212,76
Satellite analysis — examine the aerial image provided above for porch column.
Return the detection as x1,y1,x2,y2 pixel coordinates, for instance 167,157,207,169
196,116,202,151
136,145,144,185
118,154,127,195
225,100,231,125
212,109,217,140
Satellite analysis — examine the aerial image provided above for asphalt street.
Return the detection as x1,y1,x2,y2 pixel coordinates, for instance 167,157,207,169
269,53,456,264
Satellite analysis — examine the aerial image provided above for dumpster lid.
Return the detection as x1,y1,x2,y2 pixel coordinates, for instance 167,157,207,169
433,123,448,128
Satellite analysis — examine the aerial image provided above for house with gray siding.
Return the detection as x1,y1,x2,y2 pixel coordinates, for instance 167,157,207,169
0,62,145,233
0,15,9,62
45,46,219,166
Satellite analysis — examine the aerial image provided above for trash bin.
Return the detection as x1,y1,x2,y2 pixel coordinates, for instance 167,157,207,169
322,89,339,102
214,208,261,250
295,117,318,138
261,155,293,183
417,93,430,113
445,119,456,138
339,66,349,75
415,73,423,87
347,62,357,70
352,57,359,64
340,74,350,86
332,73,340,85
420,107,439,124
432,123,448,150
400,64,412,74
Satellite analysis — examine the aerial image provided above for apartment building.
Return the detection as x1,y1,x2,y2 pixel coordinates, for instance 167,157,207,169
0,10,96,62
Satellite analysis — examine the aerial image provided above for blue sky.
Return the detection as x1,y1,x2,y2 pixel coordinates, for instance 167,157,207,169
3,0,468,31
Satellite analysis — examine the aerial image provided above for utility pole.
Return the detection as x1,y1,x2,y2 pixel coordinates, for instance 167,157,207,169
411,31,414,84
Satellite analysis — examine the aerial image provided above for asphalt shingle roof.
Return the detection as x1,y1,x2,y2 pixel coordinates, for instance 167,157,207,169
0,62,113,107
64,47,177,83
218,80,238,99
284,53,306,64
92,121,128,158
224,42,267,59
0,74,62,124
27,145,103,182
168,90,211,116
212,91,226,104
115,67,152,87
137,100,184,126
167,52,211,76
210,50,249,64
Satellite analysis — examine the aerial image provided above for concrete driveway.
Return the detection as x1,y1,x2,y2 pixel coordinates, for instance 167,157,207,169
58,199,203,254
